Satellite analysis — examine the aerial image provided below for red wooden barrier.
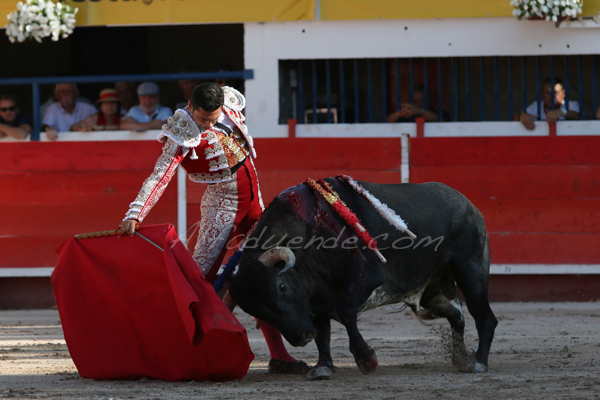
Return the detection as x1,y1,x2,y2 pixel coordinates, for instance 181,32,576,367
0,141,178,269
0,138,403,271
1,135,599,305
410,136,600,266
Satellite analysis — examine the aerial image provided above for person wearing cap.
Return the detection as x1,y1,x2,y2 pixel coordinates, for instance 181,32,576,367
42,83,97,140
70,89,123,132
119,82,172,131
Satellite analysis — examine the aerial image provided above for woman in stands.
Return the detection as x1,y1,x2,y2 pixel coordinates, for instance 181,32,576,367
70,88,122,131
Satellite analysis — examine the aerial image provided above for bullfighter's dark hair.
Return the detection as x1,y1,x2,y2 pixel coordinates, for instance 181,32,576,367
190,82,224,112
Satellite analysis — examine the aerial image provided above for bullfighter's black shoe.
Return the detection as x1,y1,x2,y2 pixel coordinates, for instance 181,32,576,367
268,359,310,374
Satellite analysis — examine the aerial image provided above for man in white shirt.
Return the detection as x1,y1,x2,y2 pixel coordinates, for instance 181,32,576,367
119,82,172,131
42,83,97,140
519,78,580,131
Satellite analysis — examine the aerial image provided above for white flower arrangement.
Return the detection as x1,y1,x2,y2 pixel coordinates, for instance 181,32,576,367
511,0,583,21
5,0,78,43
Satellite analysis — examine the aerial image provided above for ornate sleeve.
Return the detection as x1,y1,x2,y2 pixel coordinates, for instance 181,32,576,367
123,138,184,223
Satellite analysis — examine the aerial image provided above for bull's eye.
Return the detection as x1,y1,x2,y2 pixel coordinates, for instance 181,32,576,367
279,283,286,293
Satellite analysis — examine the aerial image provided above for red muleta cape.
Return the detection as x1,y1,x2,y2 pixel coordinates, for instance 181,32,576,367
51,224,254,381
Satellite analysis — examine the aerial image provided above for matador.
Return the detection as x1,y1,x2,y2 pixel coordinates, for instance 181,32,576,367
119,82,308,374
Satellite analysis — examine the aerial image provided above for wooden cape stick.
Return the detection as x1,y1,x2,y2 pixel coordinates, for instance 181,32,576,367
74,229,118,239
74,229,164,252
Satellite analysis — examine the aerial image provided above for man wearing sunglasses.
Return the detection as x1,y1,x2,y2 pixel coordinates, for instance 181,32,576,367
0,95,32,140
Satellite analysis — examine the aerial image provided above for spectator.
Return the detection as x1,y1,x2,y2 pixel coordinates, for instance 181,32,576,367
518,78,579,131
40,91,93,118
215,63,234,88
0,95,32,140
387,85,449,123
42,83,97,141
215,63,244,90
168,67,199,111
168,79,198,111
119,82,172,131
70,89,122,132
39,94,56,118
115,81,137,114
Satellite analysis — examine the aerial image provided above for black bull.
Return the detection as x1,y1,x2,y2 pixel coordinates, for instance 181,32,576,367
229,179,498,379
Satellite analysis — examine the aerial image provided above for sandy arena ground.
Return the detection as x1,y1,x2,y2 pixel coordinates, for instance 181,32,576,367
1,302,600,400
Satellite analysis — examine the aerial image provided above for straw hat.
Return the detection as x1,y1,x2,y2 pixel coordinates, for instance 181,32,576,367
96,88,121,106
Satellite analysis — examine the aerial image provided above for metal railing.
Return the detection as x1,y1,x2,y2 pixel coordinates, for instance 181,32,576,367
279,55,599,124
0,70,254,140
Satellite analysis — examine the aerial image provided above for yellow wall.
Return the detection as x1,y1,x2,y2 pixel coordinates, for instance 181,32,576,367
1,0,17,21
64,0,315,26
320,0,512,19
320,0,600,20
1,0,598,27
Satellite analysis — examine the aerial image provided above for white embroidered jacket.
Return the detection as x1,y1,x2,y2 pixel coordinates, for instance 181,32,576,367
123,87,255,223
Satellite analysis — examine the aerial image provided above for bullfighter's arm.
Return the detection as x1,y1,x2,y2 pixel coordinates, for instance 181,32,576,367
122,138,184,224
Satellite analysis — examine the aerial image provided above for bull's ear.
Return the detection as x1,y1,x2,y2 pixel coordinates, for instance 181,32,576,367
258,247,296,274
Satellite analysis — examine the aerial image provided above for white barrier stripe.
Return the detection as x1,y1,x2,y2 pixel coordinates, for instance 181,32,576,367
4,122,598,143
35,130,161,142
2,264,600,277
401,133,410,183
0,268,55,277
177,165,187,245
490,264,600,275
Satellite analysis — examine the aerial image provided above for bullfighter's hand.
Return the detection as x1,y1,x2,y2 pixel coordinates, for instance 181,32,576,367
119,219,138,237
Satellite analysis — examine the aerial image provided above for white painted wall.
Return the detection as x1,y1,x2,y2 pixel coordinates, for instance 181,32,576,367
27,120,600,142
243,18,600,138
6,264,600,277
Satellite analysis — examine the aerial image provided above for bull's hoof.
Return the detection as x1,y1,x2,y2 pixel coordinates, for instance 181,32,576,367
461,361,488,373
307,366,334,380
472,362,488,373
451,352,469,368
268,359,310,375
357,349,378,375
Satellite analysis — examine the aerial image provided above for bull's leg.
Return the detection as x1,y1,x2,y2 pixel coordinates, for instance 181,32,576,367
459,286,497,372
308,317,335,380
341,317,378,375
453,254,498,372
419,293,470,369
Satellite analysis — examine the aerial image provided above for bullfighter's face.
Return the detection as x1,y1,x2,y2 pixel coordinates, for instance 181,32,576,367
189,104,222,131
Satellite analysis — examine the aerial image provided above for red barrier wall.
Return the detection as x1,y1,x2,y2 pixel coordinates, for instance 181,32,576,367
0,141,177,270
410,136,600,270
1,135,598,306
0,138,403,272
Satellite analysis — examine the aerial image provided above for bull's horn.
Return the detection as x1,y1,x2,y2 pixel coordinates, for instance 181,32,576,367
258,247,296,274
